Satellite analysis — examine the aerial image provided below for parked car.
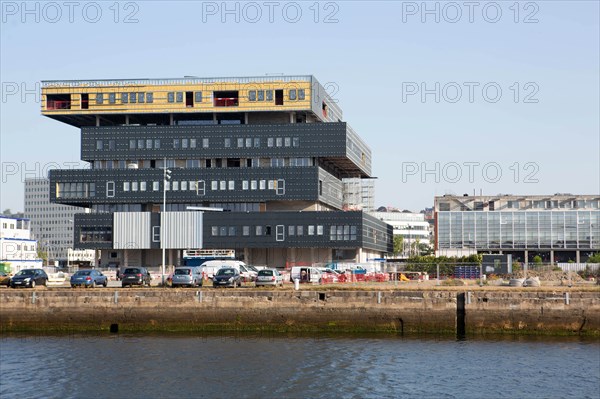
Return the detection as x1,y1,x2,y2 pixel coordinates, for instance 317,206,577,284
9,269,48,288
319,268,340,283
0,271,10,286
289,266,322,283
200,260,256,281
255,268,284,287
171,266,203,288
121,267,152,287
212,267,242,288
70,269,108,288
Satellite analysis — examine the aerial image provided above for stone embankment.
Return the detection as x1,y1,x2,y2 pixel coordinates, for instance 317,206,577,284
1,288,598,336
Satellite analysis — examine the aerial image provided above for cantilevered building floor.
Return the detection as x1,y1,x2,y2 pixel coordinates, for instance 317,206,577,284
43,76,392,268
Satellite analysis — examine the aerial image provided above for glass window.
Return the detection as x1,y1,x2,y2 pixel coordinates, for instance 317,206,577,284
243,226,250,236
146,139,152,149
181,181,187,191
182,139,188,149
211,226,218,236
123,182,130,191
137,139,144,149
228,226,236,236
255,225,263,236
266,90,273,101
254,138,260,147
190,138,196,148
257,90,264,101
106,181,115,197
298,89,305,100
308,225,315,235
153,181,160,191
96,140,103,150
154,139,160,149
173,139,180,149
130,93,136,103
228,181,235,190
259,180,266,190
202,138,209,148
195,92,202,103
129,139,136,149
220,181,226,190
276,138,282,147
246,138,252,147
109,93,116,104
242,181,249,190
140,182,147,191
237,138,244,148
146,92,153,103
251,180,257,190
289,89,297,100
249,90,256,101
168,92,174,103
96,93,103,104
138,92,145,103
317,225,323,235
297,226,304,236
122,93,128,103
288,225,295,236
267,138,274,147
284,137,291,147
132,182,138,191
176,92,183,103
211,181,218,190
225,138,231,148
172,181,178,191
293,137,299,147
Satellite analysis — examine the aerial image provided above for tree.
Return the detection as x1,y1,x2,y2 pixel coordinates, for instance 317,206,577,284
587,253,600,263
393,235,403,257
533,255,543,265
37,248,48,265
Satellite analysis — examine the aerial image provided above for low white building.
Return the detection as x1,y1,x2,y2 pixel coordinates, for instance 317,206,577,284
369,210,431,257
0,216,42,273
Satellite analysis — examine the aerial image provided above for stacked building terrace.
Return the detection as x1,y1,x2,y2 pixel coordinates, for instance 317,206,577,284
42,76,392,268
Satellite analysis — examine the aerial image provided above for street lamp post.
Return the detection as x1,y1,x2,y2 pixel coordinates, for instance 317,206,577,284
161,158,171,286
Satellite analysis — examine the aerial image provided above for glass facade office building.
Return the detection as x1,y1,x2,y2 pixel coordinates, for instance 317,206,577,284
435,195,600,263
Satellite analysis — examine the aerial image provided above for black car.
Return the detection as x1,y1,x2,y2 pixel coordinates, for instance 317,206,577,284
213,267,242,288
121,267,152,287
10,269,48,288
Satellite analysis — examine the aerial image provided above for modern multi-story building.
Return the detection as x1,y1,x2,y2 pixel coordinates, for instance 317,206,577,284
0,216,42,273
369,210,431,257
41,76,392,269
434,194,600,263
342,178,375,212
24,178,95,267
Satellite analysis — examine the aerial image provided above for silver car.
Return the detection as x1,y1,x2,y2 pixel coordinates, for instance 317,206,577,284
255,268,284,287
171,266,203,287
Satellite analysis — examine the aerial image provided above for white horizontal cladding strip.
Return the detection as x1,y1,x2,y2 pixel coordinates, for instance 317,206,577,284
113,212,151,249
161,212,203,249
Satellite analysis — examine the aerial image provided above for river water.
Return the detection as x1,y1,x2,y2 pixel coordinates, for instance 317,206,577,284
1,333,598,399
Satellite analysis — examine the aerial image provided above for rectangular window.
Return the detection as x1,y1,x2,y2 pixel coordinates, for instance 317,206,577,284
146,92,153,103
317,225,323,235
132,182,138,191
123,182,130,192
172,181,178,191
228,226,236,236
190,138,196,148
289,89,297,100
182,139,188,149
268,180,275,190
173,139,180,149
276,225,285,241
245,138,252,147
242,226,250,236
138,92,145,103
259,180,266,190
293,137,299,147
96,93,104,104
138,139,144,149
298,89,305,100
195,92,202,103
145,139,152,149
130,93,136,103
129,139,136,149
202,138,209,148
308,225,315,235
284,137,291,147
266,90,273,101
288,225,295,236
254,138,260,147
106,181,115,198
153,181,160,191
140,182,147,191
168,92,174,103
212,226,219,236
228,181,235,190
109,93,116,104
249,90,256,101
267,138,274,147
152,226,160,243
242,181,249,190
276,138,282,147
176,92,183,103
154,139,160,149
225,138,231,148
255,225,263,236
251,180,257,190
122,93,128,103
197,181,205,196
237,138,243,148
211,181,218,191
96,140,103,150
276,179,285,195
257,90,264,101
219,181,226,190
297,225,304,236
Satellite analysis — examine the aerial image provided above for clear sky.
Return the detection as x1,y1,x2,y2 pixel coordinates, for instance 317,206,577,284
1,1,599,213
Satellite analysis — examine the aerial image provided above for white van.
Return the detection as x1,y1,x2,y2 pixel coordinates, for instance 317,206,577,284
289,266,322,283
200,260,257,281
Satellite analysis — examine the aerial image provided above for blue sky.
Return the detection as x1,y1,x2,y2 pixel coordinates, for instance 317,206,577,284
1,1,598,213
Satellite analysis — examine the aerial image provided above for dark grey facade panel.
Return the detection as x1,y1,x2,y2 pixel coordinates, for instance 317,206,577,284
73,211,393,253
80,123,370,176
50,167,332,205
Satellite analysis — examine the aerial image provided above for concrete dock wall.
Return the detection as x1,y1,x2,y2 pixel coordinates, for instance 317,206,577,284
1,289,598,335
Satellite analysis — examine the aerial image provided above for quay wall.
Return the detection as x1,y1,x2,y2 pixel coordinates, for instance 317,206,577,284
1,289,598,335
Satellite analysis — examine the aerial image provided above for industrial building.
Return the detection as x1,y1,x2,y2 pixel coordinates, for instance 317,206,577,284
0,216,42,273
42,76,392,269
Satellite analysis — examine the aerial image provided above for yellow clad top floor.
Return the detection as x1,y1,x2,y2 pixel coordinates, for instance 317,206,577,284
41,75,342,127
